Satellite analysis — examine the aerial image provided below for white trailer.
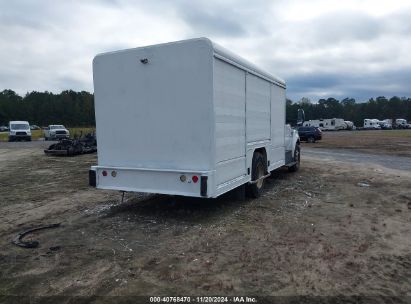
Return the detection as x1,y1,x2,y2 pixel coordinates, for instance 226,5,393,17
90,38,300,198
363,119,381,129
378,119,392,129
303,118,346,131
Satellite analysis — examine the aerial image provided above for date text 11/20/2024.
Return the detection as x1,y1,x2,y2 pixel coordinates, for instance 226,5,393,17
149,296,257,303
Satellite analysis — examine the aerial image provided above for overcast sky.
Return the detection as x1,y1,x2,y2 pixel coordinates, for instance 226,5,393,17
1,0,411,101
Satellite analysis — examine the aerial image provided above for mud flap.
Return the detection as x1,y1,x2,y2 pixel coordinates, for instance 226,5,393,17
89,170,96,187
285,150,293,164
200,176,207,197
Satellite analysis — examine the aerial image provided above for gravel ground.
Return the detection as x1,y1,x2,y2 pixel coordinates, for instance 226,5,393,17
0,141,410,303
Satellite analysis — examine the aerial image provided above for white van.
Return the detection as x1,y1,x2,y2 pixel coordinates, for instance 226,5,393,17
90,38,300,198
8,121,31,141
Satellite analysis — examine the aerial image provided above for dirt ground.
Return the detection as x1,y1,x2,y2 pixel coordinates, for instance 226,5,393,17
306,129,411,157
0,140,410,303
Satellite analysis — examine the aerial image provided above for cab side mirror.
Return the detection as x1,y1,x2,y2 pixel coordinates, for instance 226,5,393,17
297,109,305,126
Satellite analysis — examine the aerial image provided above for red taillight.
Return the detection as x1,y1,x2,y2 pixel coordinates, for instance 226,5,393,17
102,170,107,177
192,175,199,183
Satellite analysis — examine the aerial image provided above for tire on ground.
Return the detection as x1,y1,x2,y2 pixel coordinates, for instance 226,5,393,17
246,152,266,198
288,144,300,172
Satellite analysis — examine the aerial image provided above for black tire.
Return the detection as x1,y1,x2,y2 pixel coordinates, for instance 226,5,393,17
288,144,300,172
8,137,13,142
67,146,75,156
246,152,266,198
307,136,315,143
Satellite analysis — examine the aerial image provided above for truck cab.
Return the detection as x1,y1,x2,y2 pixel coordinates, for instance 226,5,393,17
44,125,70,141
395,119,408,129
8,121,31,142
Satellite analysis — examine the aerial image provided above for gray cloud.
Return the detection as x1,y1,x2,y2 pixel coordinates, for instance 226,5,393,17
178,5,246,37
172,0,271,37
286,68,411,101
306,11,382,44
0,0,411,101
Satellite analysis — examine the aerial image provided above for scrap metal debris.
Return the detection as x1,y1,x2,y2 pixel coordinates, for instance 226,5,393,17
12,223,61,248
44,132,97,156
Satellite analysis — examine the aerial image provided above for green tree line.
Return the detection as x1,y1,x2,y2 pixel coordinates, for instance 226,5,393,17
286,96,411,126
1,90,410,127
0,90,95,127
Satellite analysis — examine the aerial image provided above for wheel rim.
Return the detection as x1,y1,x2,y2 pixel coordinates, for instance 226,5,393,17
295,148,300,168
256,163,264,189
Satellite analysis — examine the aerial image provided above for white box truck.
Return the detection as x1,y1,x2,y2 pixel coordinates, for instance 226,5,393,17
90,38,300,198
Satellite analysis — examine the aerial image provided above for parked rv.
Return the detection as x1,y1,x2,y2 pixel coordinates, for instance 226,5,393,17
344,121,355,130
8,121,31,141
90,38,301,199
363,119,381,129
395,119,409,129
378,119,392,130
303,118,346,131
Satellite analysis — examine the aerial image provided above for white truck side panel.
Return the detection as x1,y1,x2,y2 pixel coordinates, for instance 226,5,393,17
270,84,286,148
93,40,214,171
269,84,286,168
246,74,271,143
213,58,247,187
214,58,246,163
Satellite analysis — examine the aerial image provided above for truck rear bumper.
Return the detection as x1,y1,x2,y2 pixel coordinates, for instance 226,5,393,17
90,166,213,198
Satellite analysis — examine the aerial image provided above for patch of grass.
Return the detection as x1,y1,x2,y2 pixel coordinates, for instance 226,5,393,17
306,129,411,156
0,127,96,141
68,127,96,138
352,130,411,138
0,130,43,141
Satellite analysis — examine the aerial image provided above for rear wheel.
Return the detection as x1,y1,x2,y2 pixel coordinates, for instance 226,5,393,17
307,136,315,143
246,152,266,198
288,144,300,172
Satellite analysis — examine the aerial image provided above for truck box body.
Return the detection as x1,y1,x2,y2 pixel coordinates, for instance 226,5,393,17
92,38,288,198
